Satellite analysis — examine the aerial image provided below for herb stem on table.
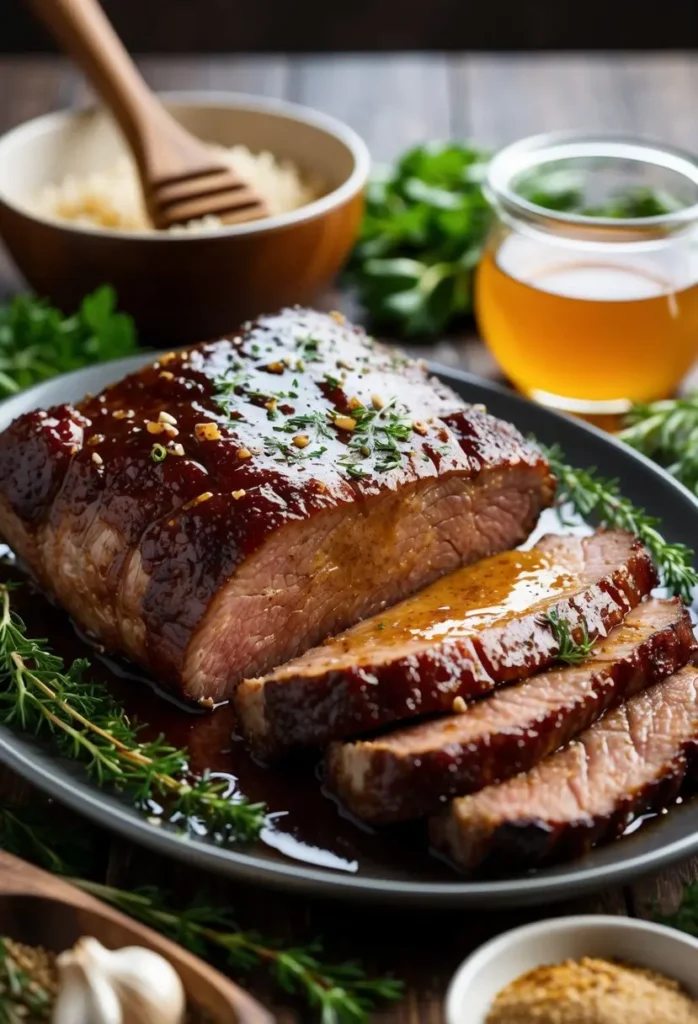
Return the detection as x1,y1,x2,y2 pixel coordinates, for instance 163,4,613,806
0,806,403,1024
0,584,266,843
74,880,403,1024
543,444,698,602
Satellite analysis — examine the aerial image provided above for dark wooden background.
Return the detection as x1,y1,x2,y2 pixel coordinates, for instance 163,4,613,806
1,50,698,1022
5,0,698,52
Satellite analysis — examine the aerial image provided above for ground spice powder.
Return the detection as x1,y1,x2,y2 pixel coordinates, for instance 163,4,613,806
486,956,698,1024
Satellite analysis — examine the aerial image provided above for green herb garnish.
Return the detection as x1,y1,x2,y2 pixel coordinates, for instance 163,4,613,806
0,286,137,396
264,436,328,463
150,443,168,462
296,336,323,362
544,609,595,665
279,410,335,440
348,142,492,337
338,397,413,478
619,395,698,496
544,444,698,601
0,584,266,844
0,804,404,1024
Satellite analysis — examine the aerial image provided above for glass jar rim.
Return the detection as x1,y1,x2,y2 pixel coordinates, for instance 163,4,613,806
486,130,698,240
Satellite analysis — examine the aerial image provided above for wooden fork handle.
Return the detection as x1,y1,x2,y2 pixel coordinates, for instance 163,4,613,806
27,0,212,180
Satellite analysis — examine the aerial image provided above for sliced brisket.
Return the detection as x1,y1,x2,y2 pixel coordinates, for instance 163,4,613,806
236,531,657,758
0,309,554,701
326,598,695,821
430,665,698,873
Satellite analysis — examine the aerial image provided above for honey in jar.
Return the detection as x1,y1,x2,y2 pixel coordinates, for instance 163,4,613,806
476,133,698,414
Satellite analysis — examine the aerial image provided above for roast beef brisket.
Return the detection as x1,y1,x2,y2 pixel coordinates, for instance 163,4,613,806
0,309,554,701
325,598,695,821
431,665,698,872
236,531,657,758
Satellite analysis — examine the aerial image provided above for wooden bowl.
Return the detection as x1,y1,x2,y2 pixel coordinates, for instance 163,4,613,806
0,92,369,344
0,849,272,1023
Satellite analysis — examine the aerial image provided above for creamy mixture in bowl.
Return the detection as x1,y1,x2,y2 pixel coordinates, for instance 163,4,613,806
32,145,321,232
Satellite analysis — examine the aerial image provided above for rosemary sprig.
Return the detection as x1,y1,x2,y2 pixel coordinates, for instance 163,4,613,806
0,806,404,1024
544,444,698,602
0,585,266,844
75,882,403,1024
619,395,698,495
543,610,595,665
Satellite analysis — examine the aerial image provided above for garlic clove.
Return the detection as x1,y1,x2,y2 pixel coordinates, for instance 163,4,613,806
53,942,123,1024
51,936,186,1024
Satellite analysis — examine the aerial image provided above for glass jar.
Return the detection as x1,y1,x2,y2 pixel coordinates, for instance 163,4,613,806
475,132,698,415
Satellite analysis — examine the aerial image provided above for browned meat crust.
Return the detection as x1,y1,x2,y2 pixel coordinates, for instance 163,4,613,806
0,308,554,701
325,598,694,821
430,665,698,872
236,531,657,758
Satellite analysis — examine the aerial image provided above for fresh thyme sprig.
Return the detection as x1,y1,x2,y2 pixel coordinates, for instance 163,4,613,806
544,444,698,602
0,805,404,1024
0,585,266,844
543,610,595,665
619,395,698,495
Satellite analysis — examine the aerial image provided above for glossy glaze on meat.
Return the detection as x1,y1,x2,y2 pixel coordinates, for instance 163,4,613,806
431,665,698,872
236,531,658,757
326,598,695,822
0,308,554,701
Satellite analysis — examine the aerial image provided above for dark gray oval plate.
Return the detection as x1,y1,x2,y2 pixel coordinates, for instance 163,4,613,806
1,354,697,909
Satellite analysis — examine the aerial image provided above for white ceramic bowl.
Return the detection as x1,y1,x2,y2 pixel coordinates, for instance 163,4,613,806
446,914,698,1024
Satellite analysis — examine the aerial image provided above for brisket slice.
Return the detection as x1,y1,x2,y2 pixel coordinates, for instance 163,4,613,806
236,530,657,758
325,598,695,821
0,309,554,702
430,665,698,873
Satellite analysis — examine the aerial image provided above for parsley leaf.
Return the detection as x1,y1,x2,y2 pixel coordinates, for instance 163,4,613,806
0,285,138,396
346,142,492,337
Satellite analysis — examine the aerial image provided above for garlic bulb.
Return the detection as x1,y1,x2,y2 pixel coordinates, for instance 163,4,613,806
52,936,186,1024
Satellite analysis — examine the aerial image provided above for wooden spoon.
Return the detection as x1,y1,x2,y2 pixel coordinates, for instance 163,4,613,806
0,849,273,1023
28,0,269,229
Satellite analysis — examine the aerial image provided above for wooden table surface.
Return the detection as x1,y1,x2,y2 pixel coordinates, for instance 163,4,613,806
1,51,697,1022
